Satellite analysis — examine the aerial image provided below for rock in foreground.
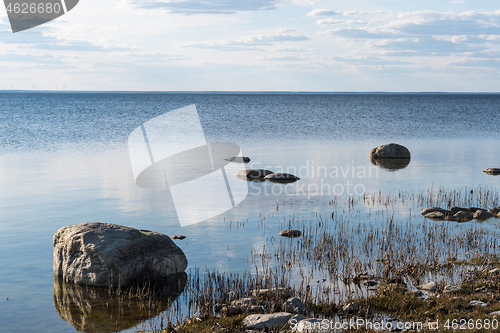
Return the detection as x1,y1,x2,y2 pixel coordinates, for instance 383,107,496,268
242,312,293,329
370,143,411,159
53,223,188,287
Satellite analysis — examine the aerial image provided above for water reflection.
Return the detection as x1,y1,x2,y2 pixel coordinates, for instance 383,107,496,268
53,273,187,333
370,157,411,171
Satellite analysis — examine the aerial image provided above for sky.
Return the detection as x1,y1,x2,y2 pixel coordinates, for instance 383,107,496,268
1,0,500,91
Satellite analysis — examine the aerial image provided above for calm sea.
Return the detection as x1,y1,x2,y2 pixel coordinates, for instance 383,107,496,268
0,92,499,332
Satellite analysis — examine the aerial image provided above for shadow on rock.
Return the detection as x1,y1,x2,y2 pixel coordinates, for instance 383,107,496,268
370,156,411,171
53,272,187,333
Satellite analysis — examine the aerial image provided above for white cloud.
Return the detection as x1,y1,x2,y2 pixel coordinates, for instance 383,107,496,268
343,10,386,17
129,0,281,14
307,9,340,16
317,18,368,25
184,28,310,50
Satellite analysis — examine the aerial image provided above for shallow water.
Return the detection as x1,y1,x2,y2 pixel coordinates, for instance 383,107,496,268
0,92,499,332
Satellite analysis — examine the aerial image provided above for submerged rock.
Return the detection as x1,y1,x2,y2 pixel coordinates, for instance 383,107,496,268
241,312,293,329
53,223,188,286
264,172,300,183
171,235,186,240
370,143,411,159
225,156,251,163
484,168,500,175
235,169,274,181
279,229,302,238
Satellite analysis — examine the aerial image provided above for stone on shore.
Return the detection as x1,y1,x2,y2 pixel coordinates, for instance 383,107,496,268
418,281,437,292
241,313,293,329
53,223,187,286
489,311,500,316
443,285,462,293
370,143,411,159
235,169,274,181
279,229,302,238
470,300,488,307
484,168,500,175
283,297,309,314
225,156,251,163
264,173,300,183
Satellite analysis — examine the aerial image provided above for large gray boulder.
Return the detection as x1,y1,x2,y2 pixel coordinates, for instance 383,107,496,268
242,312,293,329
370,143,411,159
53,223,188,287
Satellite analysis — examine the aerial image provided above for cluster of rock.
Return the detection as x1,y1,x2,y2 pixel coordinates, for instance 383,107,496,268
53,223,188,287
210,287,363,332
421,206,500,222
279,229,302,238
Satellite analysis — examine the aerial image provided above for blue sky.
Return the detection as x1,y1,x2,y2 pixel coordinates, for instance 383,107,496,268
1,0,500,91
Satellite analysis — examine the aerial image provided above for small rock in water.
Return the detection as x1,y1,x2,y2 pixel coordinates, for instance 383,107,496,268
421,207,447,215
370,143,411,158
470,300,488,307
235,169,274,181
279,229,302,238
283,297,309,314
450,206,469,214
418,281,437,292
424,211,446,221
171,235,186,240
484,168,500,175
454,210,474,222
264,173,300,183
343,302,359,313
473,210,493,220
225,156,251,163
488,207,500,216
